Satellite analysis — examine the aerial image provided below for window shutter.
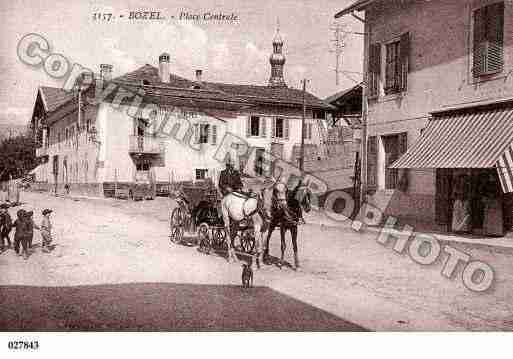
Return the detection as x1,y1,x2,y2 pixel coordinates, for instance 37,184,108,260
368,43,381,97
367,136,378,188
211,125,217,145
473,7,487,76
398,132,408,154
271,118,276,138
487,2,504,74
194,124,199,144
260,117,266,137
399,33,410,92
205,124,210,144
246,117,251,137
284,119,290,139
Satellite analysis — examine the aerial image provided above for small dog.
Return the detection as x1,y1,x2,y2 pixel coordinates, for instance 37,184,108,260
241,263,253,288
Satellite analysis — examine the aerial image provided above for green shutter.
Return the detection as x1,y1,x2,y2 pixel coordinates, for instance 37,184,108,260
367,136,378,188
473,7,487,76
486,2,504,74
260,117,266,137
398,132,408,154
211,125,217,145
284,119,290,139
399,33,410,92
246,117,251,137
368,43,381,97
271,118,276,138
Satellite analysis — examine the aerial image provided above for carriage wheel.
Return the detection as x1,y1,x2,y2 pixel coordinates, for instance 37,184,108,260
212,227,227,250
170,206,185,244
198,223,211,254
240,228,256,254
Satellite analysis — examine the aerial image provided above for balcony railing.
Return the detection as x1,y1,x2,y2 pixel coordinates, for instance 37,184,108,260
129,135,164,155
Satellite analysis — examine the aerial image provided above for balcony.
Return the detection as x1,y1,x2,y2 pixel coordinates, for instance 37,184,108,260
129,135,164,155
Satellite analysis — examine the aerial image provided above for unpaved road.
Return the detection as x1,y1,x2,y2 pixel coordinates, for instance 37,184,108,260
1,191,512,331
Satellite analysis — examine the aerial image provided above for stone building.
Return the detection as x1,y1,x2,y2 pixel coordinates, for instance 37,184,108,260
336,0,513,234
30,30,332,197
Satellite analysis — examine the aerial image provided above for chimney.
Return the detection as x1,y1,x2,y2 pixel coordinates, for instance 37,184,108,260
159,53,170,83
195,69,203,83
100,64,113,81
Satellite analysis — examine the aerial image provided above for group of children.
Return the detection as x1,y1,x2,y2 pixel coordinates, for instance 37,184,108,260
0,203,54,259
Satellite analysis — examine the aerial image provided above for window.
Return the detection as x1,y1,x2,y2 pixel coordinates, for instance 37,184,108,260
196,168,208,180
276,118,284,138
383,33,409,95
136,162,150,171
473,2,504,76
65,128,69,145
385,41,400,94
250,116,260,136
383,132,407,190
199,124,209,143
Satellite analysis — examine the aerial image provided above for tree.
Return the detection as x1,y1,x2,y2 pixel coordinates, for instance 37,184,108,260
0,132,38,182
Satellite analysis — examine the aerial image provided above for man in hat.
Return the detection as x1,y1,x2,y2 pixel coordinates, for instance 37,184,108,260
41,209,53,252
0,203,12,250
218,157,243,196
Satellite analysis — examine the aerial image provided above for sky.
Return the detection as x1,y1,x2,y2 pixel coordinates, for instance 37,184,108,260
0,0,363,126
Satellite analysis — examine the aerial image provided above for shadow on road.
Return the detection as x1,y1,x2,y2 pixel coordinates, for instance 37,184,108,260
0,282,367,331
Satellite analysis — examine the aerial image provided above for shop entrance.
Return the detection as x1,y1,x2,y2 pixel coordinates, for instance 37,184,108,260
436,168,505,236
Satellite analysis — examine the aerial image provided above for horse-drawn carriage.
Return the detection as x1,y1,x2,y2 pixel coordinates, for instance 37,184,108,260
168,179,256,255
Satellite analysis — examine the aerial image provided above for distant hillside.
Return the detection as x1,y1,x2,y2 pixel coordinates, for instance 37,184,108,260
0,123,29,141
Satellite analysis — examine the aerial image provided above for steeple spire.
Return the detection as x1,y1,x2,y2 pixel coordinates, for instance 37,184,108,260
268,20,287,88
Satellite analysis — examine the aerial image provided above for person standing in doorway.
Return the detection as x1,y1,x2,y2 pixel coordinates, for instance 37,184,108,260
452,174,471,233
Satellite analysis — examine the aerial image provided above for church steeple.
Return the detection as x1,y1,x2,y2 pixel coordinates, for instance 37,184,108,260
268,20,287,88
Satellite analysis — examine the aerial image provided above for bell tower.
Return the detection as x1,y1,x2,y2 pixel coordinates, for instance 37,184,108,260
268,21,287,88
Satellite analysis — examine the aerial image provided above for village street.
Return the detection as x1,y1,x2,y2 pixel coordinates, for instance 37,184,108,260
1,191,513,331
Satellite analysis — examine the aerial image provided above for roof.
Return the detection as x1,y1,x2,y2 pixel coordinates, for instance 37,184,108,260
204,81,332,109
324,83,363,104
41,64,332,120
39,86,73,112
334,0,377,18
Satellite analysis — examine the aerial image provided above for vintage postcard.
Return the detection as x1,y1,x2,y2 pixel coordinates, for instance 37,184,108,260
0,0,512,356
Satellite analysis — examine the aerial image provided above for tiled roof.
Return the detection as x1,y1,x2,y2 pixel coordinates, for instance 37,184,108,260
43,64,332,118
39,86,73,112
114,64,194,89
115,65,332,110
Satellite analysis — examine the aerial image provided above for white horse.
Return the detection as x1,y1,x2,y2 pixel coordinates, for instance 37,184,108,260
220,188,273,268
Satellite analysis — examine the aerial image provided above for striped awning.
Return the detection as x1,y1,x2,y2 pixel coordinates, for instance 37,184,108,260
390,104,513,192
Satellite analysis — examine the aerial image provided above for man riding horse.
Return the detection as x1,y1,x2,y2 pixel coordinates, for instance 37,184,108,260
218,157,267,267
218,158,243,196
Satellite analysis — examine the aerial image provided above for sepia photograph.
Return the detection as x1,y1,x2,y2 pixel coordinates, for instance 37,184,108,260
0,0,512,356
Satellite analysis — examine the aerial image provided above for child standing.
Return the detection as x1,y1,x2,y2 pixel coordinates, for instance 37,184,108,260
41,209,53,253
0,203,12,251
25,211,39,249
13,209,29,259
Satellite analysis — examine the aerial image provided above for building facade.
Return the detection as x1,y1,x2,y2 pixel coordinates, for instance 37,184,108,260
336,0,513,234
31,31,332,197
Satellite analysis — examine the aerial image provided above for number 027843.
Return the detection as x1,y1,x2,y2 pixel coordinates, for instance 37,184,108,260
7,341,39,350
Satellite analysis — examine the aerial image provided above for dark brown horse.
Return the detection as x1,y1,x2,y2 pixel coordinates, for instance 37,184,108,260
263,181,311,269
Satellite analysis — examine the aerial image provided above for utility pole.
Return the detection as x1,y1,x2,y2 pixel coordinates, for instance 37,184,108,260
330,23,346,86
299,79,307,172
